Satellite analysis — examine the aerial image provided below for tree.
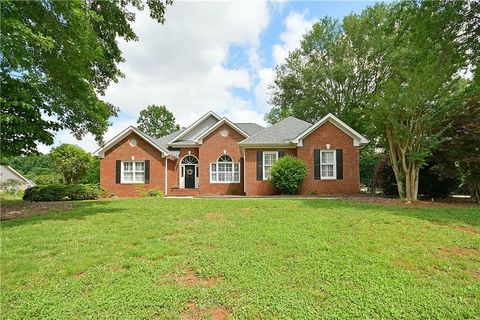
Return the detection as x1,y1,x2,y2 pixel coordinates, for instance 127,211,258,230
137,105,180,138
268,1,475,202
0,0,172,157
270,156,307,194
266,7,390,137
50,144,93,184
368,1,469,202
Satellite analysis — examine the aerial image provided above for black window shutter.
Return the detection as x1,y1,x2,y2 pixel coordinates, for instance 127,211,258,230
144,160,150,183
314,149,320,180
116,160,121,184
278,150,285,158
336,149,343,180
256,151,263,180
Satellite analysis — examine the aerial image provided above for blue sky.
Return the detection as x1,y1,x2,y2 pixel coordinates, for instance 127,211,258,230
41,1,380,153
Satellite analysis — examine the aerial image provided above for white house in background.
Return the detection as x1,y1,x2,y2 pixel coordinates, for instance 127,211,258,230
0,165,36,191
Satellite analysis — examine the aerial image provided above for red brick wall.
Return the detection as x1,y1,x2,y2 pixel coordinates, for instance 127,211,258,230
198,123,245,195
100,132,169,197
297,121,360,195
244,149,297,196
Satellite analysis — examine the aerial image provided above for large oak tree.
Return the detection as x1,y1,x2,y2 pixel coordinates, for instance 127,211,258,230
1,0,172,157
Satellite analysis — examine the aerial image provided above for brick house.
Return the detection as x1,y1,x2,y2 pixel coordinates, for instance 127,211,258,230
94,111,368,197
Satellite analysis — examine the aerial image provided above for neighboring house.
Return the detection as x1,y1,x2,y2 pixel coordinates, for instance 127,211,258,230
94,111,368,197
0,165,36,191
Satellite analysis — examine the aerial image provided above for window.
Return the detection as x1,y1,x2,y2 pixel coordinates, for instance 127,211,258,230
210,155,240,183
181,155,198,164
320,150,336,179
263,151,278,180
121,161,145,183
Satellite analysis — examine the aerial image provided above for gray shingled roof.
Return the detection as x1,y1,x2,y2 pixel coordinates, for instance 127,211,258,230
137,128,185,157
239,117,312,145
234,123,265,136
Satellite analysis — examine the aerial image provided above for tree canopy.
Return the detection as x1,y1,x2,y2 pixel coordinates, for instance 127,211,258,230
267,0,478,202
0,0,172,157
137,105,180,138
51,144,93,185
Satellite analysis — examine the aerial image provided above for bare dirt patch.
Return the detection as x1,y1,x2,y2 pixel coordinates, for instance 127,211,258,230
169,268,221,287
1,201,76,220
180,302,230,320
431,221,480,235
437,246,479,258
205,212,225,220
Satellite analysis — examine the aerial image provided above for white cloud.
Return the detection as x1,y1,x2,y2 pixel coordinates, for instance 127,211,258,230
254,67,276,113
41,1,271,153
272,10,315,65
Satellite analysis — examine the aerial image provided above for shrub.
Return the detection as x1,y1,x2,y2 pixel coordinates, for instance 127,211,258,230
360,147,383,191
373,154,462,199
23,184,101,201
270,156,307,194
147,188,163,197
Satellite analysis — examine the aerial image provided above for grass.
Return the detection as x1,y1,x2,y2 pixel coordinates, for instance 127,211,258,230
1,198,479,319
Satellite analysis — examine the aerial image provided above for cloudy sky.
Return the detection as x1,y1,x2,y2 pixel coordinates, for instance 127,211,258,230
39,0,378,153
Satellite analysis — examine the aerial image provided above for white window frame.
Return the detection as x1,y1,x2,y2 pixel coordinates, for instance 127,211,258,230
210,155,240,183
121,160,145,184
320,150,336,180
263,151,278,180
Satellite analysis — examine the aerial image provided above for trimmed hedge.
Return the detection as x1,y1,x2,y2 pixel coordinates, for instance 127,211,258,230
270,156,307,194
23,184,102,201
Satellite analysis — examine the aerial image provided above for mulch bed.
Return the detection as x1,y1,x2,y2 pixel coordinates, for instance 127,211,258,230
1,200,76,221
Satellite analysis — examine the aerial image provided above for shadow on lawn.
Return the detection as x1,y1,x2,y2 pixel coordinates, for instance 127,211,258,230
302,198,480,227
1,200,124,229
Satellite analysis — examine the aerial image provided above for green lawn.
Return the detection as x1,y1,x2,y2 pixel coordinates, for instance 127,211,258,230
1,198,479,319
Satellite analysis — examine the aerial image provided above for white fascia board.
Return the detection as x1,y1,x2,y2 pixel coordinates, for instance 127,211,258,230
6,165,34,185
239,142,297,148
293,113,369,147
193,118,249,144
168,111,221,144
93,126,169,158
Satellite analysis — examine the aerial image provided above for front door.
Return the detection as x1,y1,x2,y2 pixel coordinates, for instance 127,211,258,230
184,165,195,189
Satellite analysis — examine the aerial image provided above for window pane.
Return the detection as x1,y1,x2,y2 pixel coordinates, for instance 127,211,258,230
234,172,240,182
225,172,233,182
124,162,133,171
135,172,145,182
211,172,217,182
225,163,232,171
321,164,334,177
234,163,239,172
219,172,226,181
322,151,334,164
264,166,271,179
135,162,144,171
123,172,133,182
211,163,216,172
218,163,226,172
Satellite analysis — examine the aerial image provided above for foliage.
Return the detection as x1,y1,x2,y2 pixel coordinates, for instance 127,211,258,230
374,154,462,199
1,198,479,318
0,0,172,157
359,146,383,191
436,80,480,202
270,156,307,194
23,184,101,201
50,144,93,184
81,158,100,184
268,1,477,202
373,155,398,197
137,105,180,138
147,188,163,198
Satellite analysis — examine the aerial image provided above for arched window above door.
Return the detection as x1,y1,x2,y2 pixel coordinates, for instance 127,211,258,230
181,155,198,164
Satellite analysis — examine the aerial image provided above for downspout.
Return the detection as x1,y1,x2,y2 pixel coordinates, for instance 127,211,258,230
242,148,246,195
165,157,168,196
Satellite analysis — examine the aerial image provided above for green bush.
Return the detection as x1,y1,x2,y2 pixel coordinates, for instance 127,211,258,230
23,184,101,201
270,156,307,194
147,188,163,197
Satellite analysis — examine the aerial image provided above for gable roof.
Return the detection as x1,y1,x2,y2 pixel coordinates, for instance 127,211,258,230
193,118,250,143
168,111,221,144
239,116,312,146
292,113,368,146
235,123,264,136
93,126,172,158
